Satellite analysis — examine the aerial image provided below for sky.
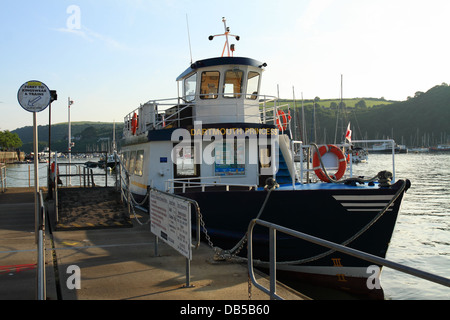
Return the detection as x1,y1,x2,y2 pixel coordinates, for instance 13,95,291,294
1,0,450,131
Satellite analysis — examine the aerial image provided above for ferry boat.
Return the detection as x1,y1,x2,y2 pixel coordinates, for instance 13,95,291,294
119,19,410,297
370,141,408,154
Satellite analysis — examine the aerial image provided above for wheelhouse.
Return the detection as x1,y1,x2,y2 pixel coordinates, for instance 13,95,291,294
177,57,266,124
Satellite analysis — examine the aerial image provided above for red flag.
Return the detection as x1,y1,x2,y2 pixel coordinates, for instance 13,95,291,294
345,122,352,143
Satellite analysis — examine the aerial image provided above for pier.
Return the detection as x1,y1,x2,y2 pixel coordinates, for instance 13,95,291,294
0,187,307,300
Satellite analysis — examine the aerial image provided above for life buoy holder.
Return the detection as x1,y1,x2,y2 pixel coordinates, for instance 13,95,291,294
312,145,347,183
276,109,288,131
131,112,138,135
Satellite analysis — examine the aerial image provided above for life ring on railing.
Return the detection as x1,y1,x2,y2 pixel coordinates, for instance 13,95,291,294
276,110,288,131
312,145,347,183
131,112,138,135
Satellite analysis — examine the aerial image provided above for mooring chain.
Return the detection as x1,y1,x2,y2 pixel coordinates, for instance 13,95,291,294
198,176,407,270
199,179,278,263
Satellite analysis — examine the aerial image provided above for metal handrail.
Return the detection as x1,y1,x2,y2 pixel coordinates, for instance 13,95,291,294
0,164,6,192
247,218,450,300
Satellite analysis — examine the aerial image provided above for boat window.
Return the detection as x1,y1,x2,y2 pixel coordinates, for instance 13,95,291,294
200,71,220,99
214,141,245,176
128,150,136,174
224,70,244,98
246,71,260,100
173,145,200,178
184,73,197,102
121,152,128,171
134,150,144,176
259,146,271,169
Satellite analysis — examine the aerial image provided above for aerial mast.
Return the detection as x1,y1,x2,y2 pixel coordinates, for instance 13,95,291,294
208,17,240,57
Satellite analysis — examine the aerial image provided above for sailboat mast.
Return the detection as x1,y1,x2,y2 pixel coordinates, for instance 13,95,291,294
334,74,343,144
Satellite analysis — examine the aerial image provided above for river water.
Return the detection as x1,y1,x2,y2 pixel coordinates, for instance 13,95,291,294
2,158,115,188
2,153,449,299
363,153,450,300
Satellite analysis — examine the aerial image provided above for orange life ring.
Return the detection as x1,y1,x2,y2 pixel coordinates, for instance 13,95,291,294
312,145,347,183
276,109,288,131
131,112,138,135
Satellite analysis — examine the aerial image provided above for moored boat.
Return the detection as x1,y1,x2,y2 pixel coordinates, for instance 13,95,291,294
429,144,450,152
346,146,369,163
119,19,410,297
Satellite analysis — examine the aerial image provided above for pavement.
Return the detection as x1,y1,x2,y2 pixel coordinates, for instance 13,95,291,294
0,187,308,301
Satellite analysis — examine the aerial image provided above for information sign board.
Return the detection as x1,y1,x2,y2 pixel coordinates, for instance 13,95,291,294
17,80,51,113
150,190,192,260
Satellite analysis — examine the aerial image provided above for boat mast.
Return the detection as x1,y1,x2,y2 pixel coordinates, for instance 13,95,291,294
334,74,343,144
208,17,240,57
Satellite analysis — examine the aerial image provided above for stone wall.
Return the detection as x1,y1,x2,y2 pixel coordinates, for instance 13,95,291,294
0,151,25,164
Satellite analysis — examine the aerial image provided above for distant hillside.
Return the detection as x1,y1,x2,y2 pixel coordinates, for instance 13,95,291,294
13,122,123,153
355,84,450,146
11,83,450,152
287,84,449,146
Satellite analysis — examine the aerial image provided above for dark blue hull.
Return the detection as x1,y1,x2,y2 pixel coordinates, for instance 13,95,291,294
175,179,409,297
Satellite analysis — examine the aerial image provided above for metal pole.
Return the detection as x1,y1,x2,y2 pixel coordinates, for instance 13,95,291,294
184,258,193,288
68,97,71,185
37,191,45,300
269,227,277,300
47,102,52,199
55,154,59,223
154,235,159,257
33,112,39,244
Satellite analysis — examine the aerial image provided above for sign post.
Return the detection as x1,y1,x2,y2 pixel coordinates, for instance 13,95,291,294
17,80,52,300
17,80,51,231
149,189,193,287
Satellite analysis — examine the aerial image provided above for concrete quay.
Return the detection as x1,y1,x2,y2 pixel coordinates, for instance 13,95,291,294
0,187,308,301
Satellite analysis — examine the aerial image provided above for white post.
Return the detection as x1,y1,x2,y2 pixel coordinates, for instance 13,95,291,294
67,97,72,186
33,112,39,243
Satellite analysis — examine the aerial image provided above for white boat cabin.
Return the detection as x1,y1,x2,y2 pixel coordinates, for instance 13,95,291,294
120,56,293,196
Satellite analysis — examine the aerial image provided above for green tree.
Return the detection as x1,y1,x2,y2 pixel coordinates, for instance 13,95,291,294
355,99,367,109
0,130,23,150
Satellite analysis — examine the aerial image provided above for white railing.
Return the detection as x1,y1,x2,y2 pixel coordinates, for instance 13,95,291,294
165,176,257,193
123,94,292,137
293,139,397,185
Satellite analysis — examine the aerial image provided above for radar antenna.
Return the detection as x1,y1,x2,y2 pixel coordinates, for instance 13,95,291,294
208,17,240,57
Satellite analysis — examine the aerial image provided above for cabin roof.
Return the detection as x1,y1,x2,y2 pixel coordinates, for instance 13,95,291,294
176,57,265,81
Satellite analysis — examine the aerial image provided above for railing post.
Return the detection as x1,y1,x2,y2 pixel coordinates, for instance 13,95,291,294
269,227,277,300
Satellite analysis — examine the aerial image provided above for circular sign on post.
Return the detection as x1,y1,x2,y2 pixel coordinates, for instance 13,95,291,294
17,80,51,113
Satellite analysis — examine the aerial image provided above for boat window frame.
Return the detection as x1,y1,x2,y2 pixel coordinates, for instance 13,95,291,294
214,140,246,176
246,71,260,100
223,69,244,99
134,150,145,176
128,150,137,174
172,143,200,179
200,71,220,100
183,72,197,102
121,151,129,173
